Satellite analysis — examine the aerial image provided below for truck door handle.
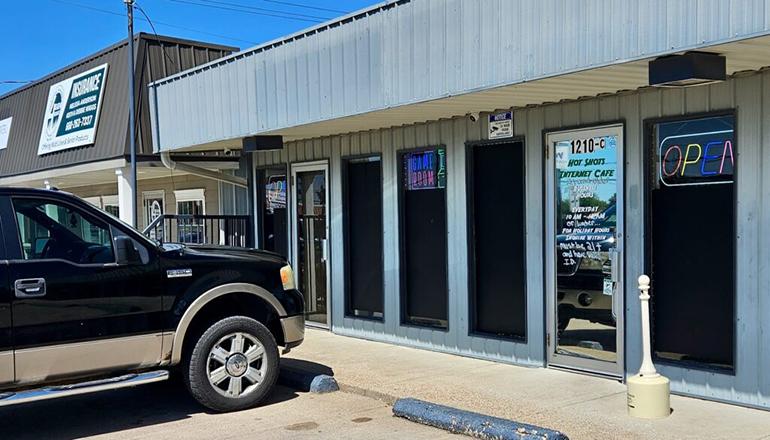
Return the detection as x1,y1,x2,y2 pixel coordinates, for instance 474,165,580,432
14,278,46,298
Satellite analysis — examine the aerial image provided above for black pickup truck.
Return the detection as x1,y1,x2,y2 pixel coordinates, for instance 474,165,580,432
0,187,304,412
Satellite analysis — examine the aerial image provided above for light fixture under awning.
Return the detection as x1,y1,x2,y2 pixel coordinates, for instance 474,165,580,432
649,52,726,87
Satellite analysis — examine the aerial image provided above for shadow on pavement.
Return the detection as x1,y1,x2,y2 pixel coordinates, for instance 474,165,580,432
0,379,300,440
280,358,334,377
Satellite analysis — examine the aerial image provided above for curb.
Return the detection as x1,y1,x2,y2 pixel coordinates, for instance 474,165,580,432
278,367,339,394
393,398,569,440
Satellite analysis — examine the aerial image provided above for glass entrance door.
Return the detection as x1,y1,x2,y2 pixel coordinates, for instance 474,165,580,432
290,162,330,327
545,124,624,377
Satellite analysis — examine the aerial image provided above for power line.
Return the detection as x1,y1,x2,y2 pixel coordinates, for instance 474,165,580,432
199,0,335,20
134,2,178,68
170,0,324,23
0,80,34,84
260,0,348,15
48,0,257,45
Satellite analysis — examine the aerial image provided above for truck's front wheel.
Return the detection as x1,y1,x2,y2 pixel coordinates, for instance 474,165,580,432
183,316,279,412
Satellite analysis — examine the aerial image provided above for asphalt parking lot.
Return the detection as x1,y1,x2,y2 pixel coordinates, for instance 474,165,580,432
0,381,456,440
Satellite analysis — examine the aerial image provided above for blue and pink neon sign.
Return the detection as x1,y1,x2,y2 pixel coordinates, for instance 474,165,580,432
403,148,447,191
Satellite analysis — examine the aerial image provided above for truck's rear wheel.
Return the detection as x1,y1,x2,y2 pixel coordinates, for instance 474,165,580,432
183,316,279,412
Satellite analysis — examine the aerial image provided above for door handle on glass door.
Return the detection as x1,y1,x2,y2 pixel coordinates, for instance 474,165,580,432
321,239,328,262
609,250,619,320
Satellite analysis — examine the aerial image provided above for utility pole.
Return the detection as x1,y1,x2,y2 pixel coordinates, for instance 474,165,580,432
125,0,138,227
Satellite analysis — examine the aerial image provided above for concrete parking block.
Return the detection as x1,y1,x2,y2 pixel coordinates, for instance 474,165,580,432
394,397,569,440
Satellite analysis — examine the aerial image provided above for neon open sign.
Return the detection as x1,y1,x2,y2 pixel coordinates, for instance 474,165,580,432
657,115,735,186
403,148,447,191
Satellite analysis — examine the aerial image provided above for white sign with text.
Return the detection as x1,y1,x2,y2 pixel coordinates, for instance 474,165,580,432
38,63,109,155
0,117,11,150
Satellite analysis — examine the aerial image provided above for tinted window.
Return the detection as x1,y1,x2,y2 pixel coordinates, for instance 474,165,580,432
13,198,115,264
399,148,449,329
649,114,735,371
343,156,384,319
468,141,526,339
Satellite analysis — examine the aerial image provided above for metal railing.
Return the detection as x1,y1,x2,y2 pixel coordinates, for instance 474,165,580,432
142,214,251,247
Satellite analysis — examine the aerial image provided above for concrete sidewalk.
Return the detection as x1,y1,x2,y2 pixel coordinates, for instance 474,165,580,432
285,329,770,440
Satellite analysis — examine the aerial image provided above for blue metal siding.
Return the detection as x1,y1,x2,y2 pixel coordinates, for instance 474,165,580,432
150,0,770,152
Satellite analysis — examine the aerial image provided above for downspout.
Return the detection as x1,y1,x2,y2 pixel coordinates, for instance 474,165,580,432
160,151,247,188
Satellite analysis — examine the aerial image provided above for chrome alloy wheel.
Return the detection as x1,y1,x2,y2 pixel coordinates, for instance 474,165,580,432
206,332,267,398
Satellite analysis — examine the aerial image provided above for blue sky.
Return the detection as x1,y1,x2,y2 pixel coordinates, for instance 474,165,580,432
0,0,379,95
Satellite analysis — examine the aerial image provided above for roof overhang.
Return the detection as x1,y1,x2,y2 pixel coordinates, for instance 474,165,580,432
0,157,239,189
167,34,770,152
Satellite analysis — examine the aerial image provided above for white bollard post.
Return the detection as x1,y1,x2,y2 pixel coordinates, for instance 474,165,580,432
627,274,671,419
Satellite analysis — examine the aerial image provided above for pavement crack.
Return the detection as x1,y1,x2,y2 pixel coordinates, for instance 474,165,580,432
529,390,627,415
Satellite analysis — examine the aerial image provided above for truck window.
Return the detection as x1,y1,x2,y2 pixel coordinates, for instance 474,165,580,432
12,198,115,264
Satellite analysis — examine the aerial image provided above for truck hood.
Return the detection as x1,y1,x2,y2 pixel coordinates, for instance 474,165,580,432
162,243,287,264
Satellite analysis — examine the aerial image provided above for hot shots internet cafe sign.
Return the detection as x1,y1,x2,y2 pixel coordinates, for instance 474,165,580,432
38,63,109,155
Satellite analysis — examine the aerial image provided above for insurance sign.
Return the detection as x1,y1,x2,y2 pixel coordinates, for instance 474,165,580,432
0,117,11,150
38,63,109,155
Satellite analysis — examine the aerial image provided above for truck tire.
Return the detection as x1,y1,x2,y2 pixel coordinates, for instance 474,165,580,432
183,316,279,412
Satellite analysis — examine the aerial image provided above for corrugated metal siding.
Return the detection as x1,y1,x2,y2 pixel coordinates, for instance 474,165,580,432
218,157,250,215
252,70,770,408
253,114,546,367
0,35,236,178
151,0,770,152
137,38,234,156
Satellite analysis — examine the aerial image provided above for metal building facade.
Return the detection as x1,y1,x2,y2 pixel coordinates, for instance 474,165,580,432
246,71,770,408
150,0,770,152
148,0,770,410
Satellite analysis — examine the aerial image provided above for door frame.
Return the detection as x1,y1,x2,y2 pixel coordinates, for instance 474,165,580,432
289,160,331,329
543,122,625,378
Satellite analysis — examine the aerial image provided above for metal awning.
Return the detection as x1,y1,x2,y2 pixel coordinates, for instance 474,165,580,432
0,158,240,189
152,34,770,153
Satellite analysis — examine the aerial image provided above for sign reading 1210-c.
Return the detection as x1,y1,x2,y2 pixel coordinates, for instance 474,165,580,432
38,63,109,155
657,114,735,186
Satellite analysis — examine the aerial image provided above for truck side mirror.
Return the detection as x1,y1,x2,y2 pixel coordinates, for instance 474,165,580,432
115,236,142,265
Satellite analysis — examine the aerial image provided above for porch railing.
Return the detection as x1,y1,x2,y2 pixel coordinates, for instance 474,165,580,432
142,214,251,247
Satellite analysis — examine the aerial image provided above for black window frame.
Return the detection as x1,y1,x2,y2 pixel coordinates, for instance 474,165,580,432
465,137,528,342
643,109,738,374
341,154,385,321
397,145,450,331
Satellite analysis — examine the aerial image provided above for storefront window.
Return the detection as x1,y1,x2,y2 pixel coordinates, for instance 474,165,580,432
343,156,384,320
649,113,735,372
257,166,288,258
467,140,526,340
398,147,448,329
